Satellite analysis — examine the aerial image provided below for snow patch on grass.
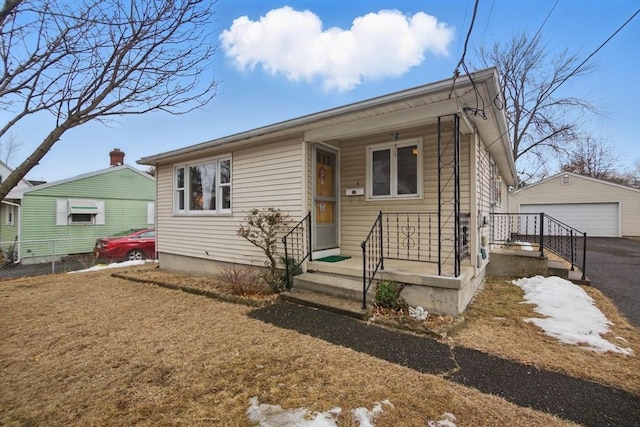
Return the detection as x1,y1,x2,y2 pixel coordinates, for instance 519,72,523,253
512,275,633,355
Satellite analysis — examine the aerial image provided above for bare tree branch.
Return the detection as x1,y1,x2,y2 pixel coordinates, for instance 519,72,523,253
0,0,219,200
475,32,598,182
0,131,23,165
561,136,619,180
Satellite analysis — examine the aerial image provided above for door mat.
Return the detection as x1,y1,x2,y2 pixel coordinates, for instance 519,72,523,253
315,255,352,263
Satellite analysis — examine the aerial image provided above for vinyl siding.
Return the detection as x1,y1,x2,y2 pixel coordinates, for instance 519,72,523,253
476,139,496,252
26,167,154,200
156,138,304,265
511,174,640,237
338,122,471,257
0,203,18,244
19,168,155,258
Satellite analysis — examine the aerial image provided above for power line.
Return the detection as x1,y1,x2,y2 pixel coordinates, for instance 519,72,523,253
485,6,640,157
449,0,482,111
456,0,479,70
529,0,559,49
546,7,640,100
493,0,559,110
479,0,495,44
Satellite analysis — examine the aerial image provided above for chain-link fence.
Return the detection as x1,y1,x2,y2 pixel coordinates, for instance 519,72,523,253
0,237,100,279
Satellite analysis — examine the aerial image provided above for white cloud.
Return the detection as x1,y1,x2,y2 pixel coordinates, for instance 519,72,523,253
220,7,454,91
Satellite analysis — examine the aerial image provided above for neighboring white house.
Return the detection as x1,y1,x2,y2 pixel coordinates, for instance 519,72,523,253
139,67,518,316
510,172,640,237
0,160,36,245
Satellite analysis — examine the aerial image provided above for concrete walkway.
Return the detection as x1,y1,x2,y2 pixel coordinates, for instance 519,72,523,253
249,301,640,427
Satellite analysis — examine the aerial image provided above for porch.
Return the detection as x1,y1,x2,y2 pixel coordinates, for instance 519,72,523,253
282,209,479,317
281,211,589,319
283,256,475,319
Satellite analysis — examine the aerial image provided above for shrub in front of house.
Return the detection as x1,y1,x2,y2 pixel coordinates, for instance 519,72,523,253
374,280,408,311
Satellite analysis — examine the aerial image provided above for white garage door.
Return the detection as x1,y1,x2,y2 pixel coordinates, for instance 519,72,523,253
520,203,619,237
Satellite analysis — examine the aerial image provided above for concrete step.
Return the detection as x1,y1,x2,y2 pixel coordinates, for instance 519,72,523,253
280,288,372,320
547,259,590,286
292,272,372,302
547,260,569,278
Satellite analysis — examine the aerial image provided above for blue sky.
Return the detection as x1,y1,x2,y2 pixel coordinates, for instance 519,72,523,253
8,0,640,182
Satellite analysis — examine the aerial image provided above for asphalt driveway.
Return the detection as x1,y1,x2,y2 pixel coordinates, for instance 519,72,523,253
584,237,640,327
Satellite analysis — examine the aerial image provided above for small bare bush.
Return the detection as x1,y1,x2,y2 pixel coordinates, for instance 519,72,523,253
219,263,272,296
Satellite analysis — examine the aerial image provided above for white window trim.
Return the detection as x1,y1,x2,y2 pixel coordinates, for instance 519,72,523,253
366,137,423,200
56,199,105,226
174,155,232,215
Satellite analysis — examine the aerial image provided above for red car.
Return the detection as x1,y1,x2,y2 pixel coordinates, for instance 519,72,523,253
94,228,156,262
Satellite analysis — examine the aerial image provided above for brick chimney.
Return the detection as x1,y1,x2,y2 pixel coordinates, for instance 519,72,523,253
109,148,125,167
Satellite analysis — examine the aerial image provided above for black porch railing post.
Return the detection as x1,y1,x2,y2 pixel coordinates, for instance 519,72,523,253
361,240,367,310
539,213,545,257
570,229,575,271
307,214,313,261
281,212,312,291
582,233,587,280
378,211,384,271
282,235,290,290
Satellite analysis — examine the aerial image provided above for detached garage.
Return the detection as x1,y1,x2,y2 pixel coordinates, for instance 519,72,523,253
511,172,640,237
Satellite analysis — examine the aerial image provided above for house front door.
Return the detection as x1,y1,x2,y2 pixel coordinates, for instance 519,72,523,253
313,146,338,251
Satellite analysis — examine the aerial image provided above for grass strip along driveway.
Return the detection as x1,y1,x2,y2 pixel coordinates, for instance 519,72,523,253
1,268,638,426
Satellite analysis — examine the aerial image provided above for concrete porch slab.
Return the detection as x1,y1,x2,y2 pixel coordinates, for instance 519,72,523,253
307,257,474,290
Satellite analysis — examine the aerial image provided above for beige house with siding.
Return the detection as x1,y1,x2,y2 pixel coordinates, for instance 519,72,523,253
139,68,518,316
510,172,640,237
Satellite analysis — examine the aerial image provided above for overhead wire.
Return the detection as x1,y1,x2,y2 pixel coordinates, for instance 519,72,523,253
448,0,486,118
483,7,640,156
545,7,640,100
493,0,560,111
479,0,495,44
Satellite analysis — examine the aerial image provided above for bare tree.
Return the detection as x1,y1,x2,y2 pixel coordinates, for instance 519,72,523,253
0,0,219,200
0,132,23,165
475,33,597,181
561,136,618,179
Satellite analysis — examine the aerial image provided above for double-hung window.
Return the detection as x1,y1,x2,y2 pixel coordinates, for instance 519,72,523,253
367,138,422,199
174,156,231,214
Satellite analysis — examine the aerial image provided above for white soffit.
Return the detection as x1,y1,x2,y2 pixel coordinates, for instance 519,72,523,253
303,98,460,142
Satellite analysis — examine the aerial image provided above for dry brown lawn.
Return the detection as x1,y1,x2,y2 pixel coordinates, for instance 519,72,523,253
0,268,579,426
451,276,640,395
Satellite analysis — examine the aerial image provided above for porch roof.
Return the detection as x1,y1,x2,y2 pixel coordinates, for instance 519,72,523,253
138,67,517,186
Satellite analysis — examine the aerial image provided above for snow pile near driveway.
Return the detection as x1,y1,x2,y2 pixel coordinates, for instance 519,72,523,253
512,276,633,355
246,398,396,426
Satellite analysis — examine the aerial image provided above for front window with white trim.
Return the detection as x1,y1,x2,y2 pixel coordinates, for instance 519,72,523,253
367,138,422,199
174,156,231,214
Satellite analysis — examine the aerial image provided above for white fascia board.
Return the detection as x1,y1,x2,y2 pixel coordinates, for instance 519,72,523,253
304,98,460,142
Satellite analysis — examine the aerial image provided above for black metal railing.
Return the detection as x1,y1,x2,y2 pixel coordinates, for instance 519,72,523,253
490,213,587,280
381,212,438,263
360,211,471,308
360,211,383,309
282,212,312,290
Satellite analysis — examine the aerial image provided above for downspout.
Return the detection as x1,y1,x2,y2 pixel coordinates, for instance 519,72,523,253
1,200,21,263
